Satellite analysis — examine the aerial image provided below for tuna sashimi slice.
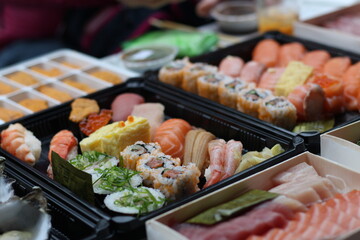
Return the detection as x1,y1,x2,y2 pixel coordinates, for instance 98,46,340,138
272,162,319,185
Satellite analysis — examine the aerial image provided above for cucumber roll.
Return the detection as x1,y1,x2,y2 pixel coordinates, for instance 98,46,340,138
182,63,217,94
104,186,165,215
153,163,201,200
218,77,253,108
136,153,181,187
159,58,191,87
258,96,297,130
197,73,229,102
236,88,273,118
121,141,162,170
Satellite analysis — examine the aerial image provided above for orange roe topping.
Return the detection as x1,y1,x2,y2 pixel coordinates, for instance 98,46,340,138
127,115,134,123
311,73,339,88
119,121,125,127
79,109,112,136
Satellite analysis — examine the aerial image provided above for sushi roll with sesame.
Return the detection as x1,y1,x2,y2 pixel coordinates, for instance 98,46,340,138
218,77,254,108
121,141,162,170
136,153,181,187
104,186,165,215
197,73,230,102
153,163,201,200
182,63,218,93
258,96,297,130
237,88,273,118
159,58,191,87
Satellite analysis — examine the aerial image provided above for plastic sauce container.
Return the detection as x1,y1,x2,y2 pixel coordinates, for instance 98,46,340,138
256,0,299,35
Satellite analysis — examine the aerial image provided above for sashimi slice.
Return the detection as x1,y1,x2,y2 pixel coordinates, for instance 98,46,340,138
302,50,331,72
278,42,306,67
252,39,280,68
153,119,192,160
272,162,319,185
239,61,266,84
271,196,307,212
269,185,321,205
257,67,285,91
131,103,165,141
219,56,244,78
322,56,351,79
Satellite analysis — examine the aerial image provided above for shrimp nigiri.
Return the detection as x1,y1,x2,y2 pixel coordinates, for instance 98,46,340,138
221,140,243,181
0,123,41,165
204,139,226,188
47,130,78,179
153,119,192,160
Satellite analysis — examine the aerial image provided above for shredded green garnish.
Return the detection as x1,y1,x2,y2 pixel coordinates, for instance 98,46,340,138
357,140,360,146
69,151,113,170
94,166,140,193
114,187,166,215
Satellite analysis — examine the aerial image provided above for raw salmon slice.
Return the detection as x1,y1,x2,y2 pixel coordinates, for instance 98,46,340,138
322,56,351,79
342,62,360,111
252,39,280,67
302,50,331,72
219,56,244,78
153,118,192,160
278,42,306,67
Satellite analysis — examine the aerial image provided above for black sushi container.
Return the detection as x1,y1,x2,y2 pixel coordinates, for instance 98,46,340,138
2,159,112,240
145,31,360,154
0,79,305,239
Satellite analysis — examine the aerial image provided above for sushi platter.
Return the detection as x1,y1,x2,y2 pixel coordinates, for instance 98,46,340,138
146,31,360,153
0,49,136,126
1,157,112,240
0,78,305,238
321,119,360,171
146,151,360,240
294,3,360,55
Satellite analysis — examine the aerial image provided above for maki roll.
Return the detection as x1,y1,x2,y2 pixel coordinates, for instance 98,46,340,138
159,58,191,87
237,88,273,118
153,163,201,200
136,153,181,187
121,141,162,170
197,73,229,102
104,186,165,214
258,96,297,130
92,166,142,194
182,63,218,93
218,77,252,108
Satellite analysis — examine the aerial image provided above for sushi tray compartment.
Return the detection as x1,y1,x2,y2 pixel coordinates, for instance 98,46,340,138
294,3,360,55
0,78,305,238
1,158,112,240
321,120,360,172
145,31,360,154
146,151,360,240
0,49,136,126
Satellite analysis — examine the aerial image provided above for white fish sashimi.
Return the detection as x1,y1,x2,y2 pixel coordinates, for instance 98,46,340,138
273,162,319,185
131,103,165,141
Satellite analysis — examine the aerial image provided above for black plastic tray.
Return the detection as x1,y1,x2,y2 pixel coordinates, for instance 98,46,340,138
146,31,360,153
0,78,305,239
2,159,112,240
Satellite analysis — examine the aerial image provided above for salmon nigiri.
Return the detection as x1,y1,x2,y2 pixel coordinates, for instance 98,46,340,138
278,42,306,67
1,123,41,165
47,130,78,179
302,50,331,72
252,39,280,67
343,62,360,111
322,56,351,79
287,83,326,121
309,73,344,115
219,56,244,78
257,67,285,91
239,61,266,85
153,119,192,160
